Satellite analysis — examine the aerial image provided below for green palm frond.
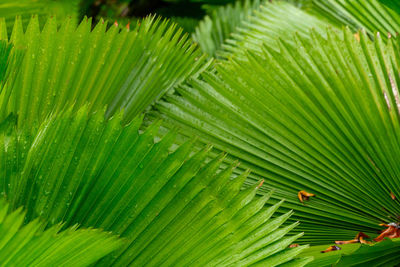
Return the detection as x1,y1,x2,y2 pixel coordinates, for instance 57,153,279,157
378,0,400,14
153,28,400,244
0,0,80,33
1,107,310,266
0,199,122,266
193,0,335,58
308,0,400,37
301,238,400,266
0,15,209,128
219,1,337,58
193,0,262,56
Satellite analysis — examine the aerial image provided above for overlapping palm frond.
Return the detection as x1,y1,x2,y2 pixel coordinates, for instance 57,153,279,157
154,27,400,245
0,107,310,266
0,0,400,266
192,0,336,58
193,0,262,56
307,0,400,37
0,15,209,128
0,199,122,266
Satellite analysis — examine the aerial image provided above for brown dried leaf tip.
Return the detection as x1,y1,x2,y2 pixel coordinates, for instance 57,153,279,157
374,223,400,242
289,244,299,248
298,190,315,203
335,232,371,245
390,191,396,200
321,245,341,253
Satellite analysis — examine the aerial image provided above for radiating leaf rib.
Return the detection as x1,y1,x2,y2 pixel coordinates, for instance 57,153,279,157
0,15,209,128
0,199,122,266
153,27,400,244
1,107,308,266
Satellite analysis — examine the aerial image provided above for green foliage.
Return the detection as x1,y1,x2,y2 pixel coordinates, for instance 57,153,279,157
0,15,208,129
154,27,400,244
193,0,262,56
0,199,122,266
0,107,309,266
0,0,400,265
308,0,400,37
193,0,335,58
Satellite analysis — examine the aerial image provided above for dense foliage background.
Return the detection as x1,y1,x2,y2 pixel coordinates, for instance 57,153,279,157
0,0,399,266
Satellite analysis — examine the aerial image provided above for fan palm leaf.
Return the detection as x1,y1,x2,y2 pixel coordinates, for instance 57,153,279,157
0,107,310,266
0,15,209,128
308,0,400,37
193,0,336,58
153,27,400,244
193,0,262,56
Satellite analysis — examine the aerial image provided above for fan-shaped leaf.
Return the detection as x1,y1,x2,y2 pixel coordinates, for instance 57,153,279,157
153,28,400,244
308,0,400,37
193,0,335,58
1,107,309,266
0,15,209,128
193,0,262,57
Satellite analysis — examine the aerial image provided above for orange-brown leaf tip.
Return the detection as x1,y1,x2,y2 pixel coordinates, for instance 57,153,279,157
355,232,370,239
335,232,370,245
257,180,264,189
289,244,299,248
321,245,341,253
298,190,315,203
390,191,396,200
114,21,118,27
374,223,400,242
359,235,371,244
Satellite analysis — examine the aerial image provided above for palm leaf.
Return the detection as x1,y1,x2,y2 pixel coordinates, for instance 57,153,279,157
153,27,400,245
1,107,310,266
0,15,209,128
0,198,122,266
192,0,262,56
193,0,335,58
308,0,400,37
